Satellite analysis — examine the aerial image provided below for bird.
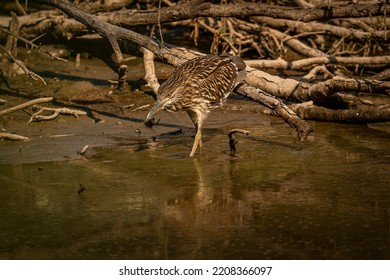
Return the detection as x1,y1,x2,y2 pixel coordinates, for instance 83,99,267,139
144,54,247,157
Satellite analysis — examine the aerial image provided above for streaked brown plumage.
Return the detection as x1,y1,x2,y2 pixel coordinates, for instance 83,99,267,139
145,54,246,157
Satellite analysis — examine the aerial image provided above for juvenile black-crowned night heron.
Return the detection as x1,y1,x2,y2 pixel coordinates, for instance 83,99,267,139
144,54,246,157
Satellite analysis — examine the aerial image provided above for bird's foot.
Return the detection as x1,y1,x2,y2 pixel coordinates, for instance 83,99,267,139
144,118,160,127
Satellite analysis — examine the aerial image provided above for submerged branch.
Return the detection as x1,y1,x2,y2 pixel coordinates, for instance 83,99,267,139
228,128,250,155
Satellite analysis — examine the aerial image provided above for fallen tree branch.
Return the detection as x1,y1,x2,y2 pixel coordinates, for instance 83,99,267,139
235,83,314,142
95,1,389,25
246,55,390,70
245,67,390,104
308,76,390,98
0,97,54,117
292,102,390,123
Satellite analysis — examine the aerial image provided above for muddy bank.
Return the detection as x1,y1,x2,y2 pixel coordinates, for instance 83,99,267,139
2,46,390,165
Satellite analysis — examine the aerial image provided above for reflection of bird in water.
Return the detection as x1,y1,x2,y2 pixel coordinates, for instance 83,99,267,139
145,54,247,157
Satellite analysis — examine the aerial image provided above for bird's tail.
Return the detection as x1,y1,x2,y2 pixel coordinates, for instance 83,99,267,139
226,55,247,83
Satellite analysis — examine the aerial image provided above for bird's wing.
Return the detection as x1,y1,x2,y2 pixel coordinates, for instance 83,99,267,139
157,56,238,103
189,56,238,102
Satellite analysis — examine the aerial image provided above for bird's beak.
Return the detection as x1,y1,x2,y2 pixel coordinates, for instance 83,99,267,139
144,100,165,127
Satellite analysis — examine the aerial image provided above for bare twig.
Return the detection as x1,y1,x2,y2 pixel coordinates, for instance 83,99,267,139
15,0,27,15
0,45,47,84
0,27,67,61
254,16,390,41
0,132,29,141
303,65,335,80
133,104,151,112
29,106,87,122
78,144,90,155
1,11,20,76
264,26,326,57
0,97,53,117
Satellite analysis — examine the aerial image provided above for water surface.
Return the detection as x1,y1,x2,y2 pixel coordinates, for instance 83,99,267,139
1,120,389,259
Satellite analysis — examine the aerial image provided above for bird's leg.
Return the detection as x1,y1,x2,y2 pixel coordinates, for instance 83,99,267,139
190,120,203,157
187,110,203,157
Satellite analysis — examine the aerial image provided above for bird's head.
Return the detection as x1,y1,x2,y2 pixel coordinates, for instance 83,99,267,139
144,86,182,127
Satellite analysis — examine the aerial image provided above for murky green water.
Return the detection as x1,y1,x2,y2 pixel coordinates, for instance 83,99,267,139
1,121,389,259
